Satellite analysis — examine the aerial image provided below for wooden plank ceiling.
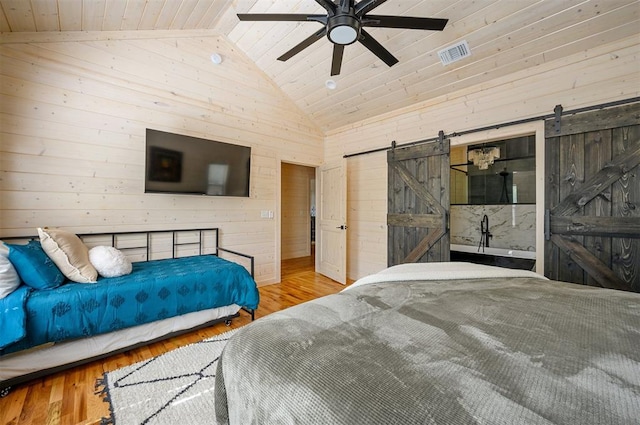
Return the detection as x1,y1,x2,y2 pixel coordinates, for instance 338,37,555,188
1,0,638,132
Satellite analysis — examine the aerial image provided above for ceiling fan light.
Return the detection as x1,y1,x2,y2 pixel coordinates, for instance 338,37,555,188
327,15,360,45
329,25,358,45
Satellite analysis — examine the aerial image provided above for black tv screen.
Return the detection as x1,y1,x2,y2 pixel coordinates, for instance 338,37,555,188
145,129,251,197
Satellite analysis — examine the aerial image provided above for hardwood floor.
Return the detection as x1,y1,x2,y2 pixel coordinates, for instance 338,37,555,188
0,255,347,425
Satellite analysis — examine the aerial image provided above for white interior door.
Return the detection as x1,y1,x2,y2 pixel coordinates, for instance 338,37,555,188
317,160,347,284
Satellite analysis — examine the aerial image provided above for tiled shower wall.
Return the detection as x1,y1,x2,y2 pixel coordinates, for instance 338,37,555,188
450,205,536,252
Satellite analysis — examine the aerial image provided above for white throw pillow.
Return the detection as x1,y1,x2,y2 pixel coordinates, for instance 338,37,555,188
0,255,21,298
89,246,132,278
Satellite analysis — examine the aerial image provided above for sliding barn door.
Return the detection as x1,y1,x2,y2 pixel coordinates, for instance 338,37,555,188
545,103,640,292
388,139,450,266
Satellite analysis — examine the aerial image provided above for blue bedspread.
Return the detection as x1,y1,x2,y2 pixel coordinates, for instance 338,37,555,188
0,286,31,350
1,255,259,356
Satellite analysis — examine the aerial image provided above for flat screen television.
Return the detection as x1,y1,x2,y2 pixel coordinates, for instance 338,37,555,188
145,129,251,197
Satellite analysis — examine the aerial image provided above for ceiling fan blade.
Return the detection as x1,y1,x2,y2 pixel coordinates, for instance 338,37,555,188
315,0,337,14
237,14,323,22
358,29,398,67
278,28,327,61
363,15,448,31
331,44,345,76
337,0,353,13
355,0,389,17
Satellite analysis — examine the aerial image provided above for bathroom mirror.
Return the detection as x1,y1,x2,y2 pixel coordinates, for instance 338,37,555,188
451,135,536,205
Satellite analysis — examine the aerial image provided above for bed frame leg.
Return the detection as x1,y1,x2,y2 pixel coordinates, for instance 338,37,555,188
241,307,256,321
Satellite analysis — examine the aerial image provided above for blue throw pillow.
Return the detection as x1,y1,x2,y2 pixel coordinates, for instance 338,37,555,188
6,240,65,289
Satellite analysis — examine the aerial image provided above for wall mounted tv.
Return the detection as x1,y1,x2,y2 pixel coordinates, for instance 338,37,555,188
145,129,251,197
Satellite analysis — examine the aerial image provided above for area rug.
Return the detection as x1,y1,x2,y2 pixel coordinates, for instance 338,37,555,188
96,328,239,425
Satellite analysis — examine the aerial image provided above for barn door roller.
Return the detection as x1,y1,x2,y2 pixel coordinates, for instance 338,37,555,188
554,104,563,133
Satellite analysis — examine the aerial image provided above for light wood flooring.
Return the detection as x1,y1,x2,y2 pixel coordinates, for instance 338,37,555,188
0,255,347,425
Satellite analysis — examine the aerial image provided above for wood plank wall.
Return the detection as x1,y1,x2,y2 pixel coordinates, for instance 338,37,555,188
325,35,640,281
0,31,324,285
1,32,638,284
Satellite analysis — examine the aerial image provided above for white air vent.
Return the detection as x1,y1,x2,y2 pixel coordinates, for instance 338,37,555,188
438,40,471,66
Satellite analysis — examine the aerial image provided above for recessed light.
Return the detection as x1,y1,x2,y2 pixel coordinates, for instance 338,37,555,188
325,79,337,90
210,53,223,64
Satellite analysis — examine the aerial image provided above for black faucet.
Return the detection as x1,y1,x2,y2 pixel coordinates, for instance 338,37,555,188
478,214,493,252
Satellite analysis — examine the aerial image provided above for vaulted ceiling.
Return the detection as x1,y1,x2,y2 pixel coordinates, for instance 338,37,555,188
1,0,638,131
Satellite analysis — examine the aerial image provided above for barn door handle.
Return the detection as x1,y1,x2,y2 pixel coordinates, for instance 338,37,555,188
544,209,550,241
337,225,348,230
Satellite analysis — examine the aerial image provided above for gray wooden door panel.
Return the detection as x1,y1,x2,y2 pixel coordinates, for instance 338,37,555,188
387,140,450,266
583,128,613,287
612,124,640,285
545,103,640,291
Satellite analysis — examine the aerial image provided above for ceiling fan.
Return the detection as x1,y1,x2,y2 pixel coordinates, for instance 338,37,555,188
237,0,448,76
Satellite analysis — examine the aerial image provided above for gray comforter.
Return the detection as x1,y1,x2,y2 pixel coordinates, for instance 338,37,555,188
215,277,640,424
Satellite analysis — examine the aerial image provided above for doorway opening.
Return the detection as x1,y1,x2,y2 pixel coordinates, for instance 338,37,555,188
449,134,537,270
281,163,316,269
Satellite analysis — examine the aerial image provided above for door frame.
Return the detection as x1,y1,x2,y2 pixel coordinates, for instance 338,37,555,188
451,121,546,274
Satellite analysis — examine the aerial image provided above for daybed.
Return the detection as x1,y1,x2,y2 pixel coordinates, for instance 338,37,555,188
215,262,640,425
0,227,259,394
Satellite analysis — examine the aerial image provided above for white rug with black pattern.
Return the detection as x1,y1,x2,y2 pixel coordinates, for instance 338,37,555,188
97,328,239,425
